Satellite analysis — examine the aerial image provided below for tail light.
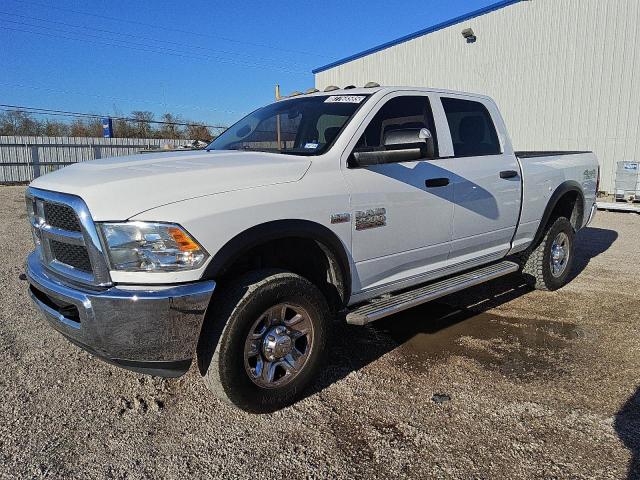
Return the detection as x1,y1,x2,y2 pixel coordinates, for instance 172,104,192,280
596,165,601,194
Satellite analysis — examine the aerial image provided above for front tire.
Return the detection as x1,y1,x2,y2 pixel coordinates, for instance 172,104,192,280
521,217,575,291
197,269,329,413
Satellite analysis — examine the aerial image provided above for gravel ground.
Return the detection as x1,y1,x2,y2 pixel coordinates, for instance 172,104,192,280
0,185,639,479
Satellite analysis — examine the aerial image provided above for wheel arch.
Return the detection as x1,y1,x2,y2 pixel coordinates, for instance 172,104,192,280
532,180,585,247
201,219,352,307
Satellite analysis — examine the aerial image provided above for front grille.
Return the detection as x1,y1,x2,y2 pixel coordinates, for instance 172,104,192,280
28,188,111,286
50,239,93,272
44,203,81,231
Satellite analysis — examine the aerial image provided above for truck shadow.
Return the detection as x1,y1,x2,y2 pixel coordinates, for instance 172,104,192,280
569,226,619,282
616,387,640,479
305,226,618,401
369,161,500,220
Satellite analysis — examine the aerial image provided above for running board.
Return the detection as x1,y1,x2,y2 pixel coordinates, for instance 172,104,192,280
346,261,520,326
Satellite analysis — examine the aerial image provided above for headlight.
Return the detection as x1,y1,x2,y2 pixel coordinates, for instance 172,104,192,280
99,222,208,272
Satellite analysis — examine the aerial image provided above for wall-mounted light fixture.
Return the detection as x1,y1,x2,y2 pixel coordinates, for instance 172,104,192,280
462,28,477,44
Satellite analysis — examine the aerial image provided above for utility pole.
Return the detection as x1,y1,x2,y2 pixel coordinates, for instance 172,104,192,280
275,84,282,149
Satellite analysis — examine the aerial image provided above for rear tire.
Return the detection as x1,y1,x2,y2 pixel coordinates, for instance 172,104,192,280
521,217,575,291
197,269,329,413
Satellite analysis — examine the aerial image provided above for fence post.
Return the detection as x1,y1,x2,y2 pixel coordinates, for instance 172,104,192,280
92,145,101,160
30,145,41,178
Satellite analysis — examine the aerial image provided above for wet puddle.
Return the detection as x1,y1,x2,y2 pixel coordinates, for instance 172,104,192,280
372,302,581,380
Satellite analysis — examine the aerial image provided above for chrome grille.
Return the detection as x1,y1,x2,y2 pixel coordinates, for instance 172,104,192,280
44,203,81,232
26,188,111,287
50,240,93,272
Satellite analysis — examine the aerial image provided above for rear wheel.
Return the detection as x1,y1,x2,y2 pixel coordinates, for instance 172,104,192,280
197,269,329,413
521,217,575,291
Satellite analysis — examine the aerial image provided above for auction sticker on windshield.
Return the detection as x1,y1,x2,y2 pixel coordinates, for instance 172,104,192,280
324,95,366,104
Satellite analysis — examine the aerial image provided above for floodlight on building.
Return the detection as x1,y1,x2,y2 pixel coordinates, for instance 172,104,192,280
462,28,477,43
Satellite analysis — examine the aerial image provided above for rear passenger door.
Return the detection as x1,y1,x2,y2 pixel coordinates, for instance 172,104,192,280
435,96,521,266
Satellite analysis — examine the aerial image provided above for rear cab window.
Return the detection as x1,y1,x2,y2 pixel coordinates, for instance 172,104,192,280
441,97,501,157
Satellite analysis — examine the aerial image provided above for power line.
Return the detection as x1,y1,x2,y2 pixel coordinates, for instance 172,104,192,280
0,23,309,74
0,104,228,129
0,81,243,116
0,11,295,66
0,16,308,73
7,0,329,59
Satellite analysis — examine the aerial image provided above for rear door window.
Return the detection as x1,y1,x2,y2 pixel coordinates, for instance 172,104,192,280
441,97,501,157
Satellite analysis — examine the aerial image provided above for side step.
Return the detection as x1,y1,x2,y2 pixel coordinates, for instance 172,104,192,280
346,260,520,325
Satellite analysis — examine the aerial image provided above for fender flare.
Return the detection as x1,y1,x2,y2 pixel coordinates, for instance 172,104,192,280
201,219,352,302
531,180,585,247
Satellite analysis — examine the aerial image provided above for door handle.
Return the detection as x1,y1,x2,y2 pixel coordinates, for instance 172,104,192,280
500,170,519,179
425,177,450,188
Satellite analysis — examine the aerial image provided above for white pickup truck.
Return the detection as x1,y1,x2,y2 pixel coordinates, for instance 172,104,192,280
25,86,599,412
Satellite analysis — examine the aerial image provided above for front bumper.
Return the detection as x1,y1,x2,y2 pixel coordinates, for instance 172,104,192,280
26,252,215,377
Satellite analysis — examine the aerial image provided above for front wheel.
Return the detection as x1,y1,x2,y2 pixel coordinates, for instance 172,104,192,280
521,217,575,291
197,269,329,413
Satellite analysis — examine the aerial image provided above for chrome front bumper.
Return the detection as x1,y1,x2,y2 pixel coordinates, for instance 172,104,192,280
26,252,215,377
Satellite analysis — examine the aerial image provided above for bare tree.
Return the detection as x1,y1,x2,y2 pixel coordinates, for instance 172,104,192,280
185,122,213,142
158,113,183,139
0,109,222,141
0,110,42,135
43,120,70,137
113,118,133,138
131,111,154,138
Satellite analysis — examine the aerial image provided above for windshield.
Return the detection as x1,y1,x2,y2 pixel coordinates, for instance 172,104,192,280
207,95,369,155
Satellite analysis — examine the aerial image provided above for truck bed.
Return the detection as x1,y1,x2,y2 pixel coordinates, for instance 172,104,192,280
511,150,599,254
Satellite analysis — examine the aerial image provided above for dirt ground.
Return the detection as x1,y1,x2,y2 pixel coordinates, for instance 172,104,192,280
0,185,638,479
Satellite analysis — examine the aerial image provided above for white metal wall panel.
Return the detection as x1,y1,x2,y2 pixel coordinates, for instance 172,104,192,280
315,0,640,193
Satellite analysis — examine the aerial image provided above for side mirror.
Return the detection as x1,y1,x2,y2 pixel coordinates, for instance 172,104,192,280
384,127,432,150
351,148,424,167
349,128,435,167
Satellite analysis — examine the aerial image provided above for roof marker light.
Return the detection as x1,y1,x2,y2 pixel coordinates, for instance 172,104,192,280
324,85,339,92
305,88,320,94
364,82,380,88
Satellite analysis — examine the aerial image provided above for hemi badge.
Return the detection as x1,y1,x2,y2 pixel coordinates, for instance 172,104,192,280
331,213,351,224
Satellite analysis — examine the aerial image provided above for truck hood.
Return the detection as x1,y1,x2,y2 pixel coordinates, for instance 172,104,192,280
29,150,312,220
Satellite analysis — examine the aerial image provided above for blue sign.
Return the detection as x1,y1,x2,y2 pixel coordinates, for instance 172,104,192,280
101,118,113,138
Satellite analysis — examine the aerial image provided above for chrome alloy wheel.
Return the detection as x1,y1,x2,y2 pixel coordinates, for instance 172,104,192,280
243,303,314,388
550,232,570,277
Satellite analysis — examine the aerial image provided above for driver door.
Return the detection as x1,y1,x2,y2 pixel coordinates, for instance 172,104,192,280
341,93,455,298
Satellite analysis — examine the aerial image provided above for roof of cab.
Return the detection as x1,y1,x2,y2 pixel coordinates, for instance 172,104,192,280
281,86,493,102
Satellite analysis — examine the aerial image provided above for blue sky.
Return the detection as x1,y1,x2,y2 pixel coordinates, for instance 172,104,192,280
2,0,498,126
